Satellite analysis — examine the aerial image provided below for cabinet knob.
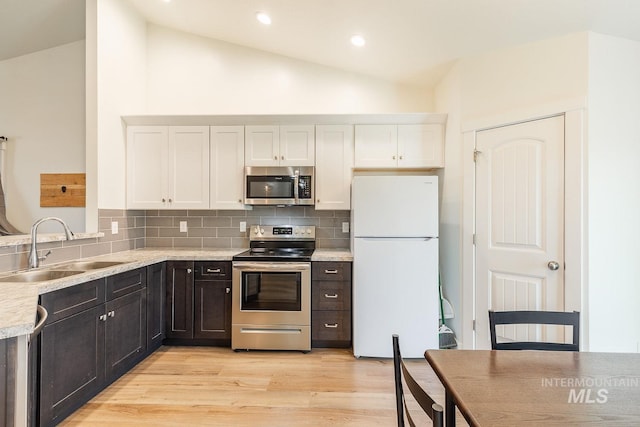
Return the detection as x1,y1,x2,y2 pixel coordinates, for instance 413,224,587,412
226,287,231,294
238,199,242,203
281,155,285,160
274,156,278,160
168,198,172,203
317,199,320,203
162,198,166,203
99,314,107,321
108,310,115,318
399,155,403,160
187,268,192,274
392,155,396,160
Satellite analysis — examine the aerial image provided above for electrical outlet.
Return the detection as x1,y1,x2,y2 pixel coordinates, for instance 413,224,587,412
342,222,349,233
179,221,188,233
111,221,118,235
240,221,247,232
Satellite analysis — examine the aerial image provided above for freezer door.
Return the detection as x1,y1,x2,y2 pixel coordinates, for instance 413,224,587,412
352,237,439,358
352,175,438,237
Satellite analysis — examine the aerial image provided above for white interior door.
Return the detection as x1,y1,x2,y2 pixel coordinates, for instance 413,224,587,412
475,115,565,348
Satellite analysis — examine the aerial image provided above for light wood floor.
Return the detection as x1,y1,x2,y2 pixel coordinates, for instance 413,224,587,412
60,346,449,426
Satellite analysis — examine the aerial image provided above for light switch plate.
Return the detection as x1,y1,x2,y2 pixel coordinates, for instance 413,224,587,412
111,221,118,235
240,221,247,232
179,221,188,233
342,222,349,233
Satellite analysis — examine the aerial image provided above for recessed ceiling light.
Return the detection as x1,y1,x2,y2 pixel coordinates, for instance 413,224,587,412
350,35,366,47
256,12,272,25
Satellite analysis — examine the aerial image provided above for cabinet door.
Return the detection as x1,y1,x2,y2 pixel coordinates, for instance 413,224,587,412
39,305,105,427
169,126,210,209
397,124,444,168
245,126,279,166
165,261,194,339
126,126,169,209
105,289,147,382
354,125,398,168
280,125,315,166
315,125,353,210
193,280,232,341
147,263,166,353
210,126,246,209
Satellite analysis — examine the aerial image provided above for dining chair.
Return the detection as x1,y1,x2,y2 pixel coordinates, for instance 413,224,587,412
392,334,444,427
488,310,580,351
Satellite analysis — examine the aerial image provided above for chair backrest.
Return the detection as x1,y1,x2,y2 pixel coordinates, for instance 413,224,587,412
488,310,580,351
392,334,444,427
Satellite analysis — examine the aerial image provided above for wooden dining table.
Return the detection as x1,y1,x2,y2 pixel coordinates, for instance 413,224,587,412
425,349,640,426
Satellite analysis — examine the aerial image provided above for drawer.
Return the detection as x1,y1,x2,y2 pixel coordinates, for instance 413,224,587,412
40,278,106,323
312,262,351,281
195,261,231,280
312,281,351,311
312,310,351,342
107,268,146,301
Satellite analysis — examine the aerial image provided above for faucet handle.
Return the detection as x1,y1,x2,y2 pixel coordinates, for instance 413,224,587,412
38,250,52,263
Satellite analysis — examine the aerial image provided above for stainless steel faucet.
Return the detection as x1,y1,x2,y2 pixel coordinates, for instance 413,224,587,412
28,217,75,269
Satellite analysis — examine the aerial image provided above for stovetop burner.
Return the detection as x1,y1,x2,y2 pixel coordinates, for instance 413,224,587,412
233,225,316,262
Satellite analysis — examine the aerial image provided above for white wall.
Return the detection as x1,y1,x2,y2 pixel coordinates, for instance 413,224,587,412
0,41,86,233
587,33,640,352
95,0,147,210
145,24,432,115
435,32,589,348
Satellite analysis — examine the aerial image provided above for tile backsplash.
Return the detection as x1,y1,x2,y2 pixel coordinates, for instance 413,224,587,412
0,207,350,273
144,206,350,249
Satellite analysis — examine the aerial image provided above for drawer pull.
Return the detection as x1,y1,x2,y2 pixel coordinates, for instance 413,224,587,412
324,293,339,299
324,323,339,328
99,314,107,322
206,268,222,273
226,287,231,294
108,310,115,318
324,269,338,274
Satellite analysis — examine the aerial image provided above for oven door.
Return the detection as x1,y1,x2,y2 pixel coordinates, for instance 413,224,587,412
232,262,310,325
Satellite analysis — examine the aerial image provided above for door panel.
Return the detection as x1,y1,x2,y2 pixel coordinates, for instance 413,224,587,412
475,116,565,348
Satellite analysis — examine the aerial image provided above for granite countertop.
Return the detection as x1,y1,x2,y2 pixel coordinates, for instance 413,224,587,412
0,247,352,339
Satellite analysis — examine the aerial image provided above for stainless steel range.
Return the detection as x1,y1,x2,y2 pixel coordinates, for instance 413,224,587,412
232,225,315,351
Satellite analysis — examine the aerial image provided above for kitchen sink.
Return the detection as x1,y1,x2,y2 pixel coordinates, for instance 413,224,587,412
57,260,126,271
0,269,85,283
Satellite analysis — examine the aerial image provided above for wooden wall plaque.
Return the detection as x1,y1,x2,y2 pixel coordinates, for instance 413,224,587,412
40,173,86,207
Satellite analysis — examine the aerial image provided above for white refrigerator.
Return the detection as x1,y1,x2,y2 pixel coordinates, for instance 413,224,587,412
351,175,439,358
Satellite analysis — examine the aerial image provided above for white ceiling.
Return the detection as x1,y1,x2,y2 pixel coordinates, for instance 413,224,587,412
3,0,640,88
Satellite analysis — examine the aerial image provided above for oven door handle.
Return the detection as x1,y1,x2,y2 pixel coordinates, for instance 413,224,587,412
233,262,310,271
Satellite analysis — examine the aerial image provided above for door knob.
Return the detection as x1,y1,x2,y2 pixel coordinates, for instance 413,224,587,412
548,261,560,271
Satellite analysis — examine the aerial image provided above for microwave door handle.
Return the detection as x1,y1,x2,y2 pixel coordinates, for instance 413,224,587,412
293,172,300,202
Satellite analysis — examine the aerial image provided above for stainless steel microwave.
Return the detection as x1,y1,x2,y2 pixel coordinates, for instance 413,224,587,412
244,166,314,206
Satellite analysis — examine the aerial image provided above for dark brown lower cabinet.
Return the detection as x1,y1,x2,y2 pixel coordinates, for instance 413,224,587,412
165,261,231,345
38,269,147,427
1,337,17,427
146,263,166,353
311,262,352,348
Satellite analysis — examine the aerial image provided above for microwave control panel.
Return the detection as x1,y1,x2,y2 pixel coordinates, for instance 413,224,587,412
298,176,312,199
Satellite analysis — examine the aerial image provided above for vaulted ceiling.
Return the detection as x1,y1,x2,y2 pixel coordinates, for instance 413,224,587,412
3,0,640,88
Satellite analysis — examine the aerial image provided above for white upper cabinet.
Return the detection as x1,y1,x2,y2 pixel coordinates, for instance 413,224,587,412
315,125,354,210
354,124,444,168
126,126,210,209
397,124,444,168
210,126,246,210
245,125,315,166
